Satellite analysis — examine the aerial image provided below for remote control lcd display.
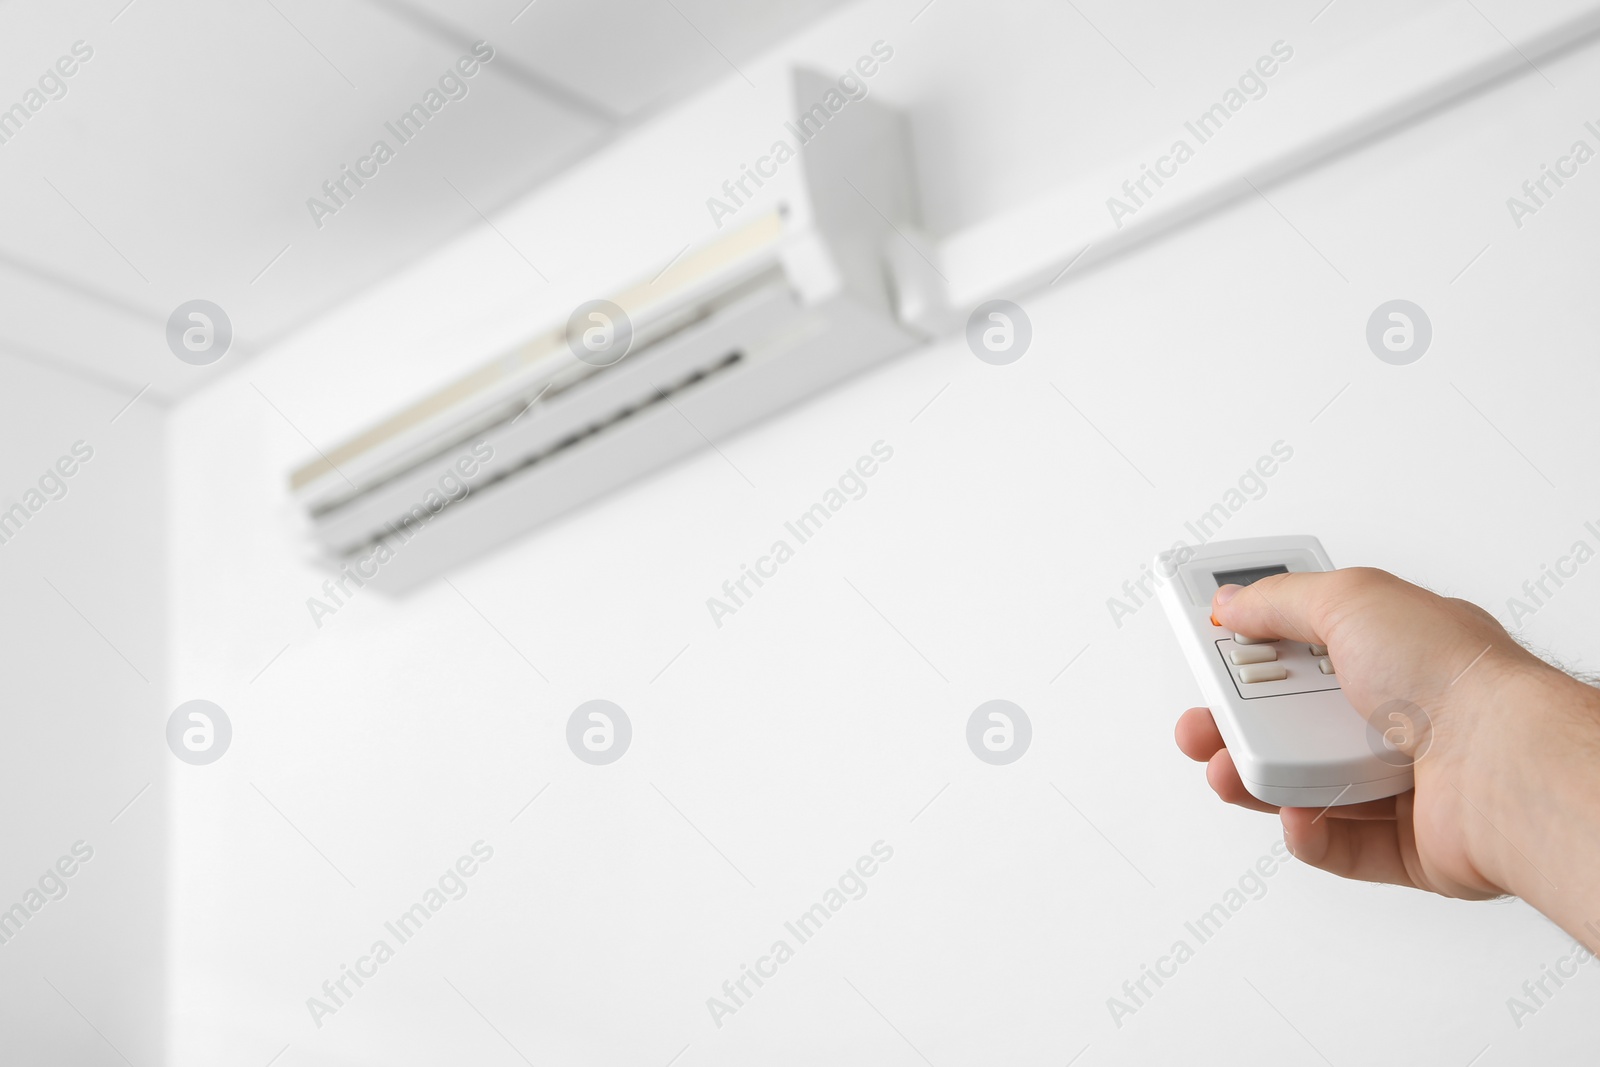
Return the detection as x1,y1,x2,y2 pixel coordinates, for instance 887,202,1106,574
1212,564,1288,588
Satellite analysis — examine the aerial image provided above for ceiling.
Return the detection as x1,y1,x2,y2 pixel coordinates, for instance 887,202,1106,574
0,0,849,403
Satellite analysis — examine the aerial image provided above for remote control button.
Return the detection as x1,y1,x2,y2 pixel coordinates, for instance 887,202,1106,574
1210,614,1222,627
1238,664,1288,683
1309,643,1328,656
1318,657,1335,675
1230,645,1278,665
1233,633,1276,645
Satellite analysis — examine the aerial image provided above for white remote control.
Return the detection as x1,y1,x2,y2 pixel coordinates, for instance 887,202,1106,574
1155,535,1413,807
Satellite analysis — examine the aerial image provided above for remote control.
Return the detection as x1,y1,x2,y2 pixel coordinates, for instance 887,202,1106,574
1155,535,1413,807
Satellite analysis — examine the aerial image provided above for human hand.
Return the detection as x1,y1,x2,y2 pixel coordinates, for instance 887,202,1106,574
1174,567,1594,906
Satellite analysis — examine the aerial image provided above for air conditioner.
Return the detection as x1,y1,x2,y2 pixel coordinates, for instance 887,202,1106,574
291,70,922,593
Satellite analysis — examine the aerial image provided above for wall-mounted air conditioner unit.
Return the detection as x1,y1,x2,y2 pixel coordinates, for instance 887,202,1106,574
291,70,922,592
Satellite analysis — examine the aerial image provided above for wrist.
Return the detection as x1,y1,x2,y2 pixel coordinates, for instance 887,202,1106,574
1459,657,1600,900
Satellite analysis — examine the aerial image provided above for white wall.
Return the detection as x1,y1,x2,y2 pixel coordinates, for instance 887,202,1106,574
0,355,167,1065
169,1,1600,1064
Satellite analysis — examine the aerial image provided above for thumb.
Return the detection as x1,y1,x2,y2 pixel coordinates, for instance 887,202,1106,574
1212,572,1330,645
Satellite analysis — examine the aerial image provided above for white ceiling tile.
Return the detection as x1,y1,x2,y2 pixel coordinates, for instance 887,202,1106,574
0,0,610,397
397,0,852,116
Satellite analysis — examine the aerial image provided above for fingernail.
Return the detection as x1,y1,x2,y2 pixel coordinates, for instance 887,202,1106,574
1215,584,1242,605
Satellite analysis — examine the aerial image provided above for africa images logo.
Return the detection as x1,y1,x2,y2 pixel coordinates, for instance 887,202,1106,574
305,42,496,230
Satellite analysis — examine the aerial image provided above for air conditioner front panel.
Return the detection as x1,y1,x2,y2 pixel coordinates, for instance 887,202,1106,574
310,274,804,557
321,294,916,592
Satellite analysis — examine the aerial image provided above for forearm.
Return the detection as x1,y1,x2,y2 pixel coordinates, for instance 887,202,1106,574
1468,662,1600,949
